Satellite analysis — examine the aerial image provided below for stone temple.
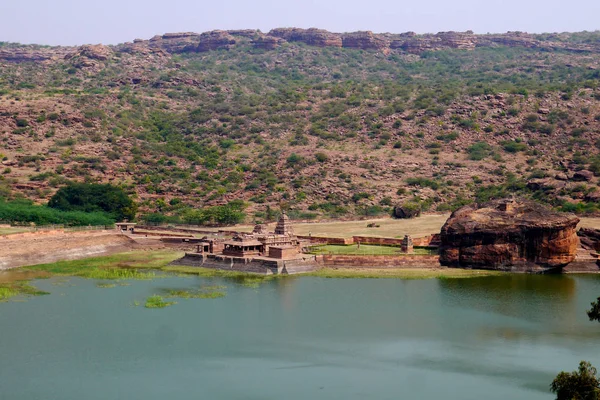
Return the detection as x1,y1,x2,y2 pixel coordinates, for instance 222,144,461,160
171,213,319,274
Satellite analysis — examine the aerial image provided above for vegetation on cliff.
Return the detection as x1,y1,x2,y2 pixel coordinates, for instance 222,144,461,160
1,30,600,221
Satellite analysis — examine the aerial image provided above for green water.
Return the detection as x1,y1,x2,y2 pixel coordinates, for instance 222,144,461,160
1,274,599,399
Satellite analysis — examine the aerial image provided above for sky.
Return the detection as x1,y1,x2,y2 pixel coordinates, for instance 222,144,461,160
2,0,599,46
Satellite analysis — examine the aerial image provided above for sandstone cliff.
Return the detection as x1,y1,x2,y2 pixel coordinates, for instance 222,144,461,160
439,199,580,272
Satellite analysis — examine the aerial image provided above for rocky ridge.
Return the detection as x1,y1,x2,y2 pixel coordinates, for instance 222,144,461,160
2,28,600,63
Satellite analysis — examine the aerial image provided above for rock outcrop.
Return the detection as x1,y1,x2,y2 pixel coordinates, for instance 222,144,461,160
2,28,598,63
268,28,343,47
196,30,236,52
252,34,284,50
64,44,113,70
439,199,580,272
342,31,389,52
393,204,421,219
147,32,201,53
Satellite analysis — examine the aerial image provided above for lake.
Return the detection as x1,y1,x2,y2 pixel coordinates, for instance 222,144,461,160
0,273,599,399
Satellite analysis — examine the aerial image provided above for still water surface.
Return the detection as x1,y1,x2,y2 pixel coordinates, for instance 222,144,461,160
1,274,599,399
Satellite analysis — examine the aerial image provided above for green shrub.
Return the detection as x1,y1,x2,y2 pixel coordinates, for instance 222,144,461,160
48,183,137,221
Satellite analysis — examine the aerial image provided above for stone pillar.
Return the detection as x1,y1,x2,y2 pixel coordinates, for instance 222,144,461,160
401,235,414,254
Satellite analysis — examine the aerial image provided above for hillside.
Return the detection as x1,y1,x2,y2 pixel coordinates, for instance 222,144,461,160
1,28,600,221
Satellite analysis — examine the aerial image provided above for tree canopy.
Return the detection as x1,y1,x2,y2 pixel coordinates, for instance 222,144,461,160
551,361,600,400
587,297,600,323
48,183,137,222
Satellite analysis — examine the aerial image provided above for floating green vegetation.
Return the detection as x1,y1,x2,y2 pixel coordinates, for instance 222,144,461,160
0,251,185,301
0,287,18,301
163,285,227,299
96,282,117,288
0,282,49,302
162,266,277,288
79,268,156,280
306,268,503,280
166,289,226,299
145,295,176,309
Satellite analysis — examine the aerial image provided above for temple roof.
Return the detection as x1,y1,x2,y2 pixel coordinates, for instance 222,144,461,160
274,213,294,235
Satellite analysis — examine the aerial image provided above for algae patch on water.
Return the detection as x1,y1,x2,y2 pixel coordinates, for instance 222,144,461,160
163,285,227,300
145,295,177,309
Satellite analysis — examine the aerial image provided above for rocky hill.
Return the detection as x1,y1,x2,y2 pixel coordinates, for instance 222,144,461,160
1,28,600,221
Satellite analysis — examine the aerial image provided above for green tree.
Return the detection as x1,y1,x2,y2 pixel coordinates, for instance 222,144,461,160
48,183,137,221
551,361,600,400
588,297,600,322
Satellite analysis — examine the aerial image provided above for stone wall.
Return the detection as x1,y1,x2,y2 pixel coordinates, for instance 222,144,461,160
297,235,353,245
0,232,138,270
169,253,320,275
321,255,439,268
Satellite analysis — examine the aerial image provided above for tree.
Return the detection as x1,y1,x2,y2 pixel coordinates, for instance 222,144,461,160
588,297,600,322
48,183,137,221
551,361,600,400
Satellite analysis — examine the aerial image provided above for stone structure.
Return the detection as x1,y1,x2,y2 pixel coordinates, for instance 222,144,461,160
170,213,319,274
192,213,301,260
116,222,136,234
401,235,414,254
439,199,580,272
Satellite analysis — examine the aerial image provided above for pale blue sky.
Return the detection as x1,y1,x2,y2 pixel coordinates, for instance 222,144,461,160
2,0,599,46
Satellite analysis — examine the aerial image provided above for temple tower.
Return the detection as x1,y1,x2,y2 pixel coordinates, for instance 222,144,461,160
275,213,294,235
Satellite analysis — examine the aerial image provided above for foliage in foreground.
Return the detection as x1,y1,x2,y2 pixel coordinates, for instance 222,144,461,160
551,361,600,400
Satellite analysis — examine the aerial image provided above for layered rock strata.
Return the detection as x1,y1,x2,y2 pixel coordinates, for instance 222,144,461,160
439,199,580,272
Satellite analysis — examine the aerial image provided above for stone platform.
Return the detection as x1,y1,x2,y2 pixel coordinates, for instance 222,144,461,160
169,253,321,275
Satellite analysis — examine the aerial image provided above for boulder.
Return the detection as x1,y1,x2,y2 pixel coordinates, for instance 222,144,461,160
393,203,421,219
572,170,594,182
439,199,579,272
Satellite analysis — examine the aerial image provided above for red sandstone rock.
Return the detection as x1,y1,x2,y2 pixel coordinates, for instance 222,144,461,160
342,31,389,52
439,199,579,272
197,30,236,52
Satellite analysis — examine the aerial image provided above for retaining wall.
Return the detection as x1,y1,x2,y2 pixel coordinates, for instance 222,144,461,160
321,254,440,268
169,253,321,275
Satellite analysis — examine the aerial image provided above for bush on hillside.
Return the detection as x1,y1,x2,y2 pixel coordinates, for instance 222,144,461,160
48,183,137,221
0,199,113,226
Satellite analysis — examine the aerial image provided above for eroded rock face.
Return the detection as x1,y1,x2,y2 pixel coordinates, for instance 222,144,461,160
439,199,579,272
268,28,343,47
252,35,284,50
64,44,113,70
342,31,389,51
197,30,236,52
